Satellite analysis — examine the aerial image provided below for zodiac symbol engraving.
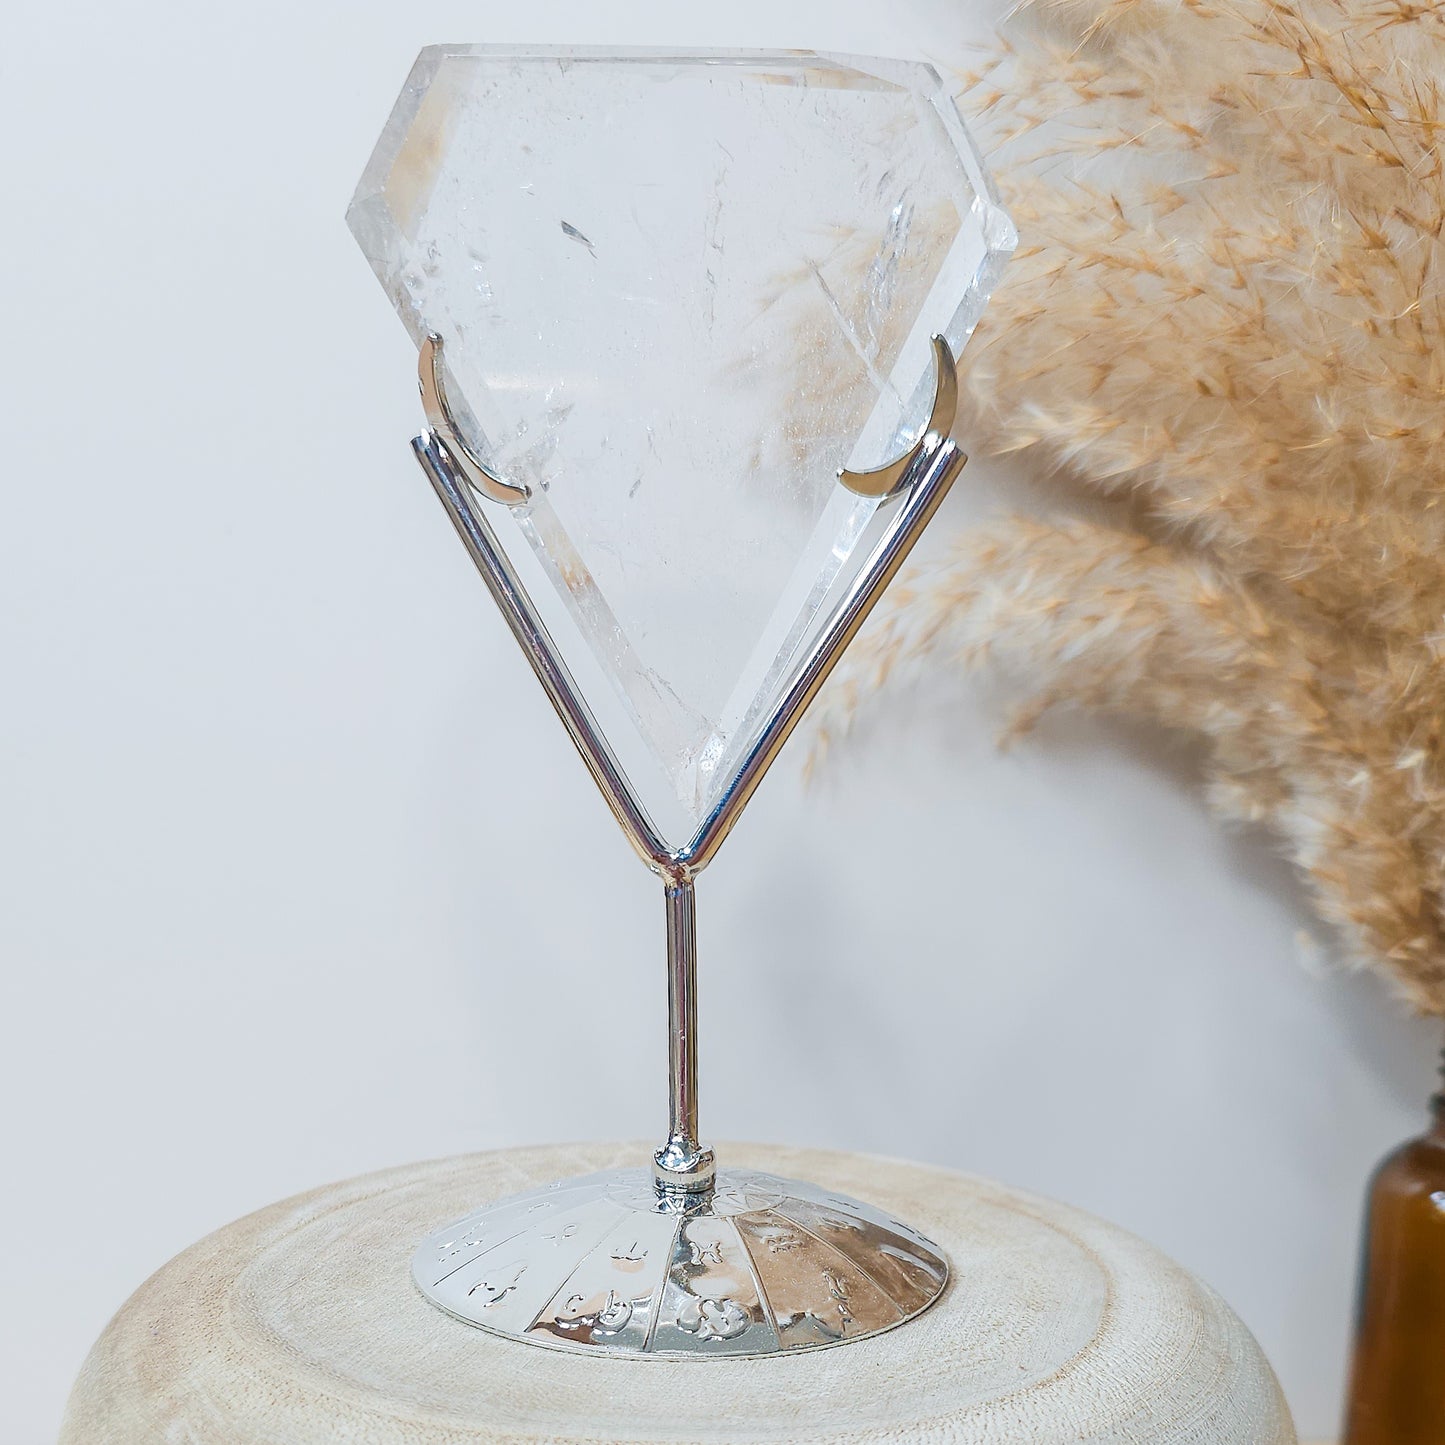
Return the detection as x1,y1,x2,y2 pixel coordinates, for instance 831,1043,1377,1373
777,1309,844,1342
687,1236,725,1267
595,1289,634,1334
558,1288,635,1336
610,1241,647,1263
540,1222,580,1246
438,1224,487,1259
749,1223,802,1254
823,1270,854,1330
676,1295,750,1342
469,1260,527,1307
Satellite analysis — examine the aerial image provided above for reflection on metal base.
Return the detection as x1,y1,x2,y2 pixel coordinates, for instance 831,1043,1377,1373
412,1167,948,1358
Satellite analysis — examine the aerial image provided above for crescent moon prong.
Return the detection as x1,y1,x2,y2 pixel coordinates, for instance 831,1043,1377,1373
419,333,531,506
838,334,960,499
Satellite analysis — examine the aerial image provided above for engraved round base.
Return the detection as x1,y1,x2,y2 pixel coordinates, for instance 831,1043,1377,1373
411,1165,949,1358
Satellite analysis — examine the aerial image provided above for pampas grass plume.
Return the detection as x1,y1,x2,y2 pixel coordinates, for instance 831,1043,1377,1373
819,0,1445,1013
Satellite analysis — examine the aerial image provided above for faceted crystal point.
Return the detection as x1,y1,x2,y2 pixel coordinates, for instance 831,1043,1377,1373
349,47,1014,837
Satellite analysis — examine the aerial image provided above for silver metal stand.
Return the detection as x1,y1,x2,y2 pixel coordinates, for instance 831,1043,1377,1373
408,336,963,1356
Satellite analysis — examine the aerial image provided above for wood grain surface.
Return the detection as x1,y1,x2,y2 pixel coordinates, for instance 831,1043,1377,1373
61,1142,1297,1444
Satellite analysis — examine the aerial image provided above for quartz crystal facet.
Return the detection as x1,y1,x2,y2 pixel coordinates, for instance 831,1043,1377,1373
348,48,1014,835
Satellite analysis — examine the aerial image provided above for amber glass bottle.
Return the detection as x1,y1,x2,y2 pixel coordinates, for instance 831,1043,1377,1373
1342,1062,1445,1443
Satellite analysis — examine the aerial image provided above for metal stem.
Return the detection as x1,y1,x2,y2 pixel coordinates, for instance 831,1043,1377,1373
653,877,715,1193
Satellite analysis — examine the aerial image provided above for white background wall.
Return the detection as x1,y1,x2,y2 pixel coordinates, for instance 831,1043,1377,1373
1,1,1437,1440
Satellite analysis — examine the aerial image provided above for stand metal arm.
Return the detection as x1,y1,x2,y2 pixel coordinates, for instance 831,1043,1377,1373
412,432,675,876
679,435,963,873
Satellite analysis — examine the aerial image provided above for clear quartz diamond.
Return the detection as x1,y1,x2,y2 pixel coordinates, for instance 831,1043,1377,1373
349,47,1014,836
